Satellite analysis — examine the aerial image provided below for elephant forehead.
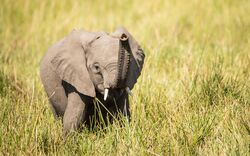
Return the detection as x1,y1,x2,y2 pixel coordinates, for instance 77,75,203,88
90,36,119,57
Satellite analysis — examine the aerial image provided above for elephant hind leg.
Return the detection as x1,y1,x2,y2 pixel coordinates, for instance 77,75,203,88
48,85,68,118
40,64,67,118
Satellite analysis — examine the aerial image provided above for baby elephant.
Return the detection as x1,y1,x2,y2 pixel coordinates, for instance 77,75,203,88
40,27,145,134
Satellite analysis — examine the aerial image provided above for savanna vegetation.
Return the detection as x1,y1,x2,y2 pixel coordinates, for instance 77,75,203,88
0,0,249,155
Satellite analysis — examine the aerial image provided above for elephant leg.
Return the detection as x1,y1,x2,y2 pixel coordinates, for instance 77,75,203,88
40,64,67,119
63,92,90,135
48,85,67,118
117,93,131,121
108,93,131,121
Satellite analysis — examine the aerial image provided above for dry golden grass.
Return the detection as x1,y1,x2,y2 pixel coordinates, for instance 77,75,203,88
0,0,249,155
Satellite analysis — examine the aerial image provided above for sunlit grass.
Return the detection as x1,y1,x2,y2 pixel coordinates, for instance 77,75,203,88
0,0,249,155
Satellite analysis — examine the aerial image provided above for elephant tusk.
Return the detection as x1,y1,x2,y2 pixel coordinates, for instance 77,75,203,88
126,87,133,97
104,88,109,101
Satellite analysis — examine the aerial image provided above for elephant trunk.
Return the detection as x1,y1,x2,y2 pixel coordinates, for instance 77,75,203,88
116,33,131,88
103,33,132,101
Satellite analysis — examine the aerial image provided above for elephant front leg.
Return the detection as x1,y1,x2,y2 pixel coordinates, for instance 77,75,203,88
119,93,131,121
111,92,131,121
63,92,89,135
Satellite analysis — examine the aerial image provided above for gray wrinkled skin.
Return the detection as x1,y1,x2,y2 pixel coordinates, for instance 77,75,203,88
40,27,145,135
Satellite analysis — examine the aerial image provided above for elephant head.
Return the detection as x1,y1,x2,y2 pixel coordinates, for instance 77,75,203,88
51,27,145,100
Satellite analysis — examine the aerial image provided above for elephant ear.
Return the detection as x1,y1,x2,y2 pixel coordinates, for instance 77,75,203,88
51,30,101,97
111,27,145,90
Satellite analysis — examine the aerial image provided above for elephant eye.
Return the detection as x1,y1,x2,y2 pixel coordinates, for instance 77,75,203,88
92,63,100,73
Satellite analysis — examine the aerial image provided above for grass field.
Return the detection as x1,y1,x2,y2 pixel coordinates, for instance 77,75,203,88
0,0,250,155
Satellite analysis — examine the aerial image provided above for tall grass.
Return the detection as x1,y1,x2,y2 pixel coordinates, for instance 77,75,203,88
0,0,249,155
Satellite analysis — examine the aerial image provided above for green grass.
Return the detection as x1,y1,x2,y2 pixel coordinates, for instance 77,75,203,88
0,0,250,155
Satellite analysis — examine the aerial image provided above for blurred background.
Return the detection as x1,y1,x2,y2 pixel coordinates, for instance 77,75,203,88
0,0,249,155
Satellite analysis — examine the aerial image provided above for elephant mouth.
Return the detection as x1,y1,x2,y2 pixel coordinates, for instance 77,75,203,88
104,88,124,101
97,84,105,93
